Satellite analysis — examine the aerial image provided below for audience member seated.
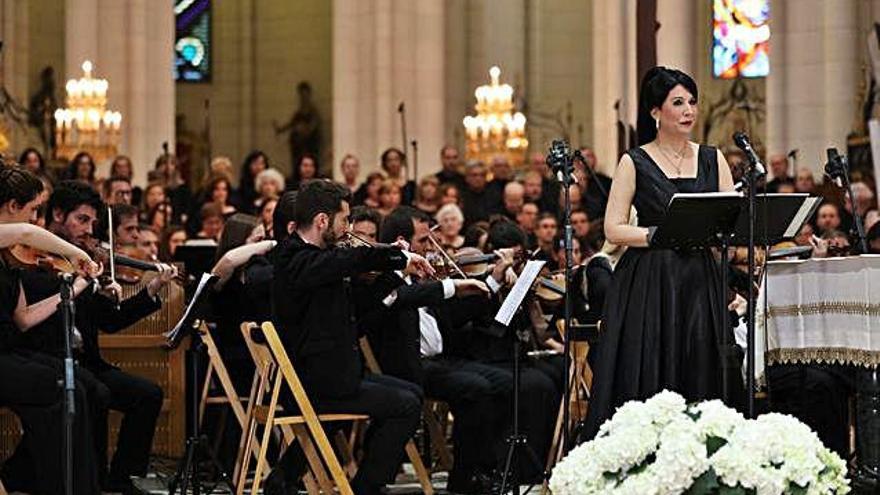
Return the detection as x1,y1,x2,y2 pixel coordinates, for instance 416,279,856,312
413,176,441,216
436,203,465,251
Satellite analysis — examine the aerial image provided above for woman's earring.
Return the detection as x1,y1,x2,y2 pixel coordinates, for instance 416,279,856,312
655,118,660,130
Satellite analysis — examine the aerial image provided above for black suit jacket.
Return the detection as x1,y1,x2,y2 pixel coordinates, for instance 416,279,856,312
18,270,161,371
272,233,407,399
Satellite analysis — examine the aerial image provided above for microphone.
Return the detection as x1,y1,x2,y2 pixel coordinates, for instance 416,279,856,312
732,132,766,176
825,148,844,187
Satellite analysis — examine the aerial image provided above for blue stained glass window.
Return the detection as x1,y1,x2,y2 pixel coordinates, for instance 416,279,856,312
174,0,211,82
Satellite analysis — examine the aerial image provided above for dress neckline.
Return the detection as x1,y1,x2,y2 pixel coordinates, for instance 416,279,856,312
637,144,701,183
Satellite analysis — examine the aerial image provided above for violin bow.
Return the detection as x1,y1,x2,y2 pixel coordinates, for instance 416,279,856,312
107,206,117,285
427,225,468,279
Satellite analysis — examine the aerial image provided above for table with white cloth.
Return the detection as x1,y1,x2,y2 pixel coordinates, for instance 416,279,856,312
762,255,880,488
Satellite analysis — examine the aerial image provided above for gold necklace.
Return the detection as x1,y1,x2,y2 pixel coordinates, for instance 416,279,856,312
655,141,689,177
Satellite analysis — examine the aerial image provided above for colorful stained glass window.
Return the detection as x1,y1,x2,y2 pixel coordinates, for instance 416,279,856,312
174,0,211,82
713,0,770,79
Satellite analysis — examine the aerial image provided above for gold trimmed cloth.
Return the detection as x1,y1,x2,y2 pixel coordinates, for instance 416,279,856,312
763,255,880,370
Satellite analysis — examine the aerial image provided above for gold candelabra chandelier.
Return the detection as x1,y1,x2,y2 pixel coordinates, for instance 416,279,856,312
54,60,122,162
462,66,528,167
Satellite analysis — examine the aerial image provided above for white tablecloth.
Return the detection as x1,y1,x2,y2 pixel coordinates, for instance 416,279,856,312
761,255,880,374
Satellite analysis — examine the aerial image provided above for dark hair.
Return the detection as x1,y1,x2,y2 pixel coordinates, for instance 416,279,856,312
200,202,224,221
463,222,490,248
0,166,44,208
65,152,96,182
111,203,139,230
537,212,558,224
487,218,527,250
293,180,350,229
637,66,699,145
380,147,407,172
103,175,132,198
379,206,428,244
350,206,382,231
215,213,259,262
273,191,298,241
18,148,45,172
159,225,186,262
240,150,269,193
206,175,233,204
47,180,104,226
291,153,320,187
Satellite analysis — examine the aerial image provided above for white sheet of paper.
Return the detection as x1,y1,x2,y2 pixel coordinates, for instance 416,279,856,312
783,196,821,239
494,260,546,326
164,272,216,342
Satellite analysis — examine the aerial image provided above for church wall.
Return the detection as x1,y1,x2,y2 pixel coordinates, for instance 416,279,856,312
176,0,332,185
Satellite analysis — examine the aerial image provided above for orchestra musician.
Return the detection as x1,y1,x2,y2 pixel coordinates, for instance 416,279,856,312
14,180,177,493
268,180,433,495
0,166,102,494
359,206,510,494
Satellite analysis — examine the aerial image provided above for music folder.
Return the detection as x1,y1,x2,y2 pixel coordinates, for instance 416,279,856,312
730,194,821,246
650,192,743,249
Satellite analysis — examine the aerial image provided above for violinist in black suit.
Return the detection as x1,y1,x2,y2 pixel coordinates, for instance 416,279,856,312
269,180,434,495
356,206,515,493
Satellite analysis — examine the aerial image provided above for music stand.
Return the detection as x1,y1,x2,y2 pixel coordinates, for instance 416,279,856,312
651,193,743,407
494,260,549,495
729,194,820,416
163,273,230,495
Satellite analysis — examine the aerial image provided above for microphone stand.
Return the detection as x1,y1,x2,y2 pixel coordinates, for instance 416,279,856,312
828,153,869,253
59,273,76,495
574,153,609,200
743,149,763,419
547,140,577,449
411,139,419,183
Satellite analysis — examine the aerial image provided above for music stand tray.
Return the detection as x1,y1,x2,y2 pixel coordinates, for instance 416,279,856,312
730,194,821,246
651,193,743,249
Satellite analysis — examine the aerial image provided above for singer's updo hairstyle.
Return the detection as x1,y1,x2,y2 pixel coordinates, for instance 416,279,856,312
636,66,699,145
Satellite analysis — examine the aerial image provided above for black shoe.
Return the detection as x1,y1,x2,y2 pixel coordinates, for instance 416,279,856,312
103,477,135,495
446,469,482,495
264,467,296,495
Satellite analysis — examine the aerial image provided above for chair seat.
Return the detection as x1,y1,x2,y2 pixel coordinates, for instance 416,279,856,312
252,404,369,424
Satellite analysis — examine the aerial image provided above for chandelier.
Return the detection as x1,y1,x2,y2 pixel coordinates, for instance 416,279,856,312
462,66,528,167
54,60,122,162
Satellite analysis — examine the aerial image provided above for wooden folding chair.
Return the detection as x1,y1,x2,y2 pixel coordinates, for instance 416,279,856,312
237,322,368,495
235,323,324,495
357,336,435,494
545,320,596,474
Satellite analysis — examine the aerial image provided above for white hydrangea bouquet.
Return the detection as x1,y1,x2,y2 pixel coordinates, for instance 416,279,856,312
549,390,849,495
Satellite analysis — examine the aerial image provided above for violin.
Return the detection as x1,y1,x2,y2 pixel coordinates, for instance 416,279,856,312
1,244,80,274
534,270,566,303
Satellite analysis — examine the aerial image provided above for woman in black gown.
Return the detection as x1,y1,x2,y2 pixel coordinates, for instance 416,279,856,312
583,67,743,439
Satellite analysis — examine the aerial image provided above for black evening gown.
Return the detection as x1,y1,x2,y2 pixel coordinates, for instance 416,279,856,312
582,145,745,440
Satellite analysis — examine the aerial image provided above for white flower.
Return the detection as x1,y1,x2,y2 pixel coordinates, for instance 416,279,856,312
549,391,850,495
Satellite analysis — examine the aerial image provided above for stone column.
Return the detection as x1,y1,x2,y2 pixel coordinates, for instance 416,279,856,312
656,0,697,75
64,0,174,185
333,0,446,180
766,0,860,174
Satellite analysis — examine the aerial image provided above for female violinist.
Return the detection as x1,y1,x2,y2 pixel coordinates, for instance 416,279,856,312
0,166,102,495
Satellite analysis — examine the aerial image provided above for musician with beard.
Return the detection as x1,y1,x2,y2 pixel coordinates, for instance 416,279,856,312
357,206,512,494
15,181,177,493
267,180,434,495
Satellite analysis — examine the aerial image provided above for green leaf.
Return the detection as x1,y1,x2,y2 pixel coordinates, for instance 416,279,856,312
788,482,808,495
685,469,719,494
717,485,753,495
706,435,728,456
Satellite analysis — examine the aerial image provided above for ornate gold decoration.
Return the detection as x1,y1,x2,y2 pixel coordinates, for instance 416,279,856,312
462,66,527,167
54,60,122,162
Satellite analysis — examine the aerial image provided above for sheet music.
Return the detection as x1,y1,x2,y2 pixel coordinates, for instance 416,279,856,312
494,260,545,326
164,272,217,343
783,196,821,238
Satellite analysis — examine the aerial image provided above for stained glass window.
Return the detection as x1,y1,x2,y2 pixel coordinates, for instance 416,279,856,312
713,0,770,79
174,0,211,82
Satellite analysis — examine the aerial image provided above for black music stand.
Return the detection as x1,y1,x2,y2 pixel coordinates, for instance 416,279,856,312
494,260,549,495
164,273,230,495
652,193,743,407
728,193,820,416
